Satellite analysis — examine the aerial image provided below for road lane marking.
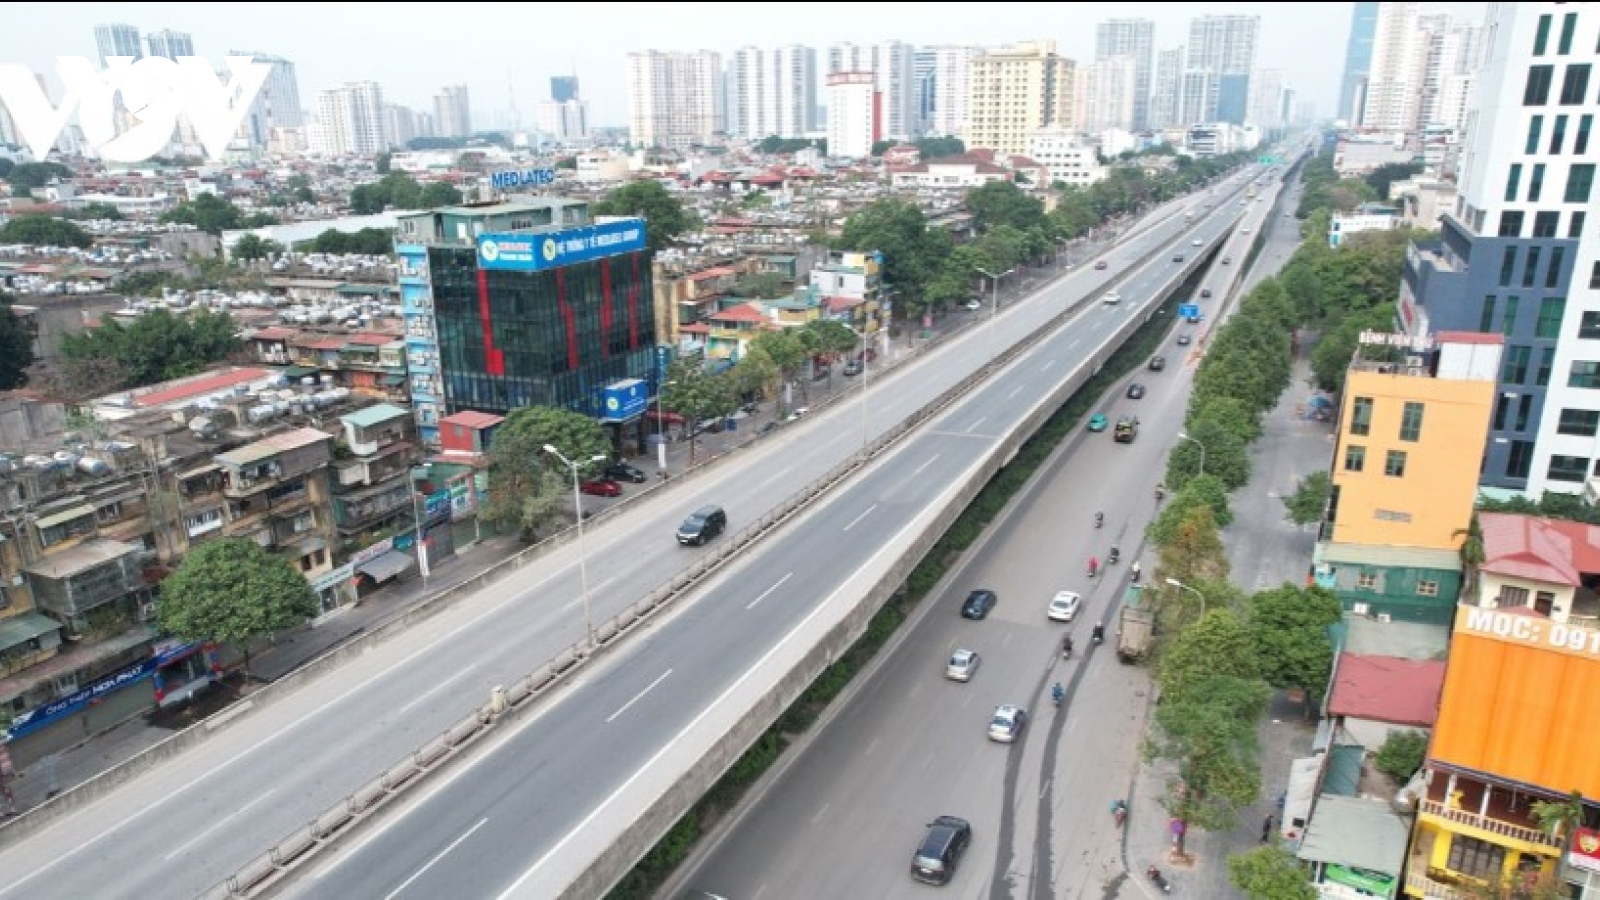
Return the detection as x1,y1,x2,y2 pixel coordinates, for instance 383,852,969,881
383,817,489,900
966,417,986,434
398,663,481,715
1039,358,1055,371
1039,778,1052,801
1007,386,1024,400
746,573,793,610
606,669,673,724
1068,338,1080,350
842,504,878,533
756,466,793,490
811,802,831,825
561,577,615,612
865,737,880,757
163,791,277,861
911,454,940,477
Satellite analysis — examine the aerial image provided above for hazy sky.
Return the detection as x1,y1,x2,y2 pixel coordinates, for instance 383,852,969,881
5,2,1488,129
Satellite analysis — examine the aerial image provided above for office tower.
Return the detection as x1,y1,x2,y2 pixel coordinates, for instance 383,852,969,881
229,51,303,148
145,29,194,61
1081,56,1138,133
1149,47,1183,129
94,23,142,62
826,72,877,159
828,41,917,140
433,85,471,138
965,41,1075,157
921,46,980,138
728,45,816,140
1401,4,1600,494
1360,2,1425,132
1248,68,1288,130
312,81,386,156
1095,19,1154,130
1339,2,1380,123
551,76,579,104
1181,14,1259,125
626,50,722,150
913,49,936,135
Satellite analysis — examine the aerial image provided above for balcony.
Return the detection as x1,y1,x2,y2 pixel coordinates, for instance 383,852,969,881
1418,798,1560,849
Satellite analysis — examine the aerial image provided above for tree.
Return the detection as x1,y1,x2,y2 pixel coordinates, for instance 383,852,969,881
482,406,610,536
1148,673,1269,856
1363,161,1423,199
1149,477,1234,546
1310,305,1396,392
755,136,818,155
1165,418,1251,492
1187,394,1262,445
375,152,392,174
1159,609,1261,701
1157,504,1230,588
59,307,240,389
1228,846,1316,900
5,161,70,190
733,272,789,299
801,318,862,368
0,215,93,248
838,199,951,312
1374,730,1429,783
591,180,697,253
75,202,124,221
661,357,738,465
0,293,34,389
304,227,395,256
420,181,463,208
230,234,284,261
1282,470,1332,526
158,538,319,678
915,136,965,159
965,180,1049,233
1454,513,1487,597
160,193,276,235
1247,585,1342,702
748,330,809,413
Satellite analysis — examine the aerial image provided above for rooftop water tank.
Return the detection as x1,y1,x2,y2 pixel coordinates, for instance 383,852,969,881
77,457,110,476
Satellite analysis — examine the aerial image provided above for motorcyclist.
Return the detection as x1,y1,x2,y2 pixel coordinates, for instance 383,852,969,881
1062,634,1074,658
1092,622,1106,644
1155,482,1166,501
1088,556,1100,577
1131,561,1143,582
1051,682,1065,706
1111,798,1128,825
1109,545,1121,564
1095,511,1104,528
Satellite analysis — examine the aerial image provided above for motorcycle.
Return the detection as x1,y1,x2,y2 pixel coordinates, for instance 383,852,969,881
1094,512,1104,529
1088,558,1099,578
1155,484,1166,501
1051,682,1065,707
1091,624,1105,646
1108,546,1121,565
1112,800,1128,828
1131,561,1142,583
1146,865,1171,893
1062,636,1074,660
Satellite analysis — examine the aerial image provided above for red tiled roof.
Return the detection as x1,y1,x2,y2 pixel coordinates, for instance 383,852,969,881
679,322,711,334
294,337,347,351
1478,512,1600,585
251,326,296,341
716,217,755,227
711,226,750,235
689,266,737,282
133,368,268,408
825,296,864,313
710,302,766,324
747,174,784,185
1009,155,1043,168
439,410,504,429
1326,653,1446,726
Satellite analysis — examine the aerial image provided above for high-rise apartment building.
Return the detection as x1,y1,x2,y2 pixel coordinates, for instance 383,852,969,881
919,46,979,138
1248,68,1288,130
913,49,936,135
1339,2,1380,123
826,72,878,159
1419,15,1484,136
1095,19,1154,130
728,45,816,141
1180,15,1258,125
550,76,579,104
1149,47,1184,129
145,29,194,61
230,51,303,147
94,24,142,62
626,50,723,150
1400,3,1600,495
828,41,918,140
537,77,588,145
1080,56,1138,133
433,85,472,139
965,41,1075,158
385,104,418,149
1360,2,1426,133
312,81,386,156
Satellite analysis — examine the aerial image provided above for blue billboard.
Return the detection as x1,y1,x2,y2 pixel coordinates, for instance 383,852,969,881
477,219,648,273
489,168,556,191
601,378,649,423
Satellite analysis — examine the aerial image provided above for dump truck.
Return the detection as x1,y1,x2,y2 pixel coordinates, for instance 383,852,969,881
1117,583,1156,664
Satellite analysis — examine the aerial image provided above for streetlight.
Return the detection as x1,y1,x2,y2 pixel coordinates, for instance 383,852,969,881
974,266,1015,355
842,323,871,455
1165,577,1207,620
654,376,677,475
1177,431,1207,479
545,445,609,652
410,465,431,588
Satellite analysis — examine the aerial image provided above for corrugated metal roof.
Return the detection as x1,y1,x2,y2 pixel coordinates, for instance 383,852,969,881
215,427,331,467
1321,744,1365,796
340,404,410,429
1316,542,1460,569
1327,653,1446,726
1297,795,1409,874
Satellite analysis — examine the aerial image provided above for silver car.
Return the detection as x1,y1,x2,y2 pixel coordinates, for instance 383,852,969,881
946,648,981,682
988,704,1028,743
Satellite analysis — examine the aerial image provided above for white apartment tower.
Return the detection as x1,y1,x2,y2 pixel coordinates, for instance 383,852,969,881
627,50,723,150
145,30,194,61
1149,47,1184,129
1080,56,1138,133
826,72,878,159
828,41,918,140
1249,68,1288,129
1420,15,1485,136
728,45,817,140
1360,2,1426,132
966,41,1075,158
923,46,980,138
312,81,386,156
1095,19,1155,130
1182,15,1259,125
433,85,472,138
1400,3,1600,496
385,104,417,149
230,51,303,148
94,24,142,62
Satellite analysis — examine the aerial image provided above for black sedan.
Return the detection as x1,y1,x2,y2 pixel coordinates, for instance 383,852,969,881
961,589,998,620
604,461,648,483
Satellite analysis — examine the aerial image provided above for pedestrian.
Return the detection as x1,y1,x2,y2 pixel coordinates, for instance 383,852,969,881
1261,814,1274,843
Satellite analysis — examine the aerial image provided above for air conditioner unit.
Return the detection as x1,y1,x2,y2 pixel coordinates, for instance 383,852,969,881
138,602,157,622
1406,355,1424,368
1377,613,1393,623
1352,602,1370,616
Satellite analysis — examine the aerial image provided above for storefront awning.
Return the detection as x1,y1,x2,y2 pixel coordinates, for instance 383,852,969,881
356,551,414,583
0,612,61,652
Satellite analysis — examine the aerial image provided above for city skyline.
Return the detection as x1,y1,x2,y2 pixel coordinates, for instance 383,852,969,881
3,1,1486,131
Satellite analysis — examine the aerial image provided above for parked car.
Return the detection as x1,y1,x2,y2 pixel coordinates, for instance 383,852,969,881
962,298,983,311
946,648,981,682
579,479,622,497
988,704,1028,743
961,589,998,620
843,359,863,376
604,462,647,483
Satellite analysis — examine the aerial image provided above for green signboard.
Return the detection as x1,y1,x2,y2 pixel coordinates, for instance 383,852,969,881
1324,863,1397,897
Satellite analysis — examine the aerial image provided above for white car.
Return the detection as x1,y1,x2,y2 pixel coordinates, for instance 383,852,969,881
1191,238,1204,246
1242,227,1252,234
962,298,983,311
988,704,1028,744
946,648,981,682
1101,291,1121,305
1047,591,1082,622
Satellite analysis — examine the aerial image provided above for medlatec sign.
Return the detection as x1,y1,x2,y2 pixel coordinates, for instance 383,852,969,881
476,219,648,273
488,168,557,191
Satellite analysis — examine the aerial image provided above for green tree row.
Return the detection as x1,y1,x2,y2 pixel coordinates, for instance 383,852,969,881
349,173,464,215
58,307,241,393
160,193,279,236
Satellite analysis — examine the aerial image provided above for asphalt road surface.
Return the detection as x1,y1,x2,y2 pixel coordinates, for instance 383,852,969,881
0,172,1266,900
671,185,1288,900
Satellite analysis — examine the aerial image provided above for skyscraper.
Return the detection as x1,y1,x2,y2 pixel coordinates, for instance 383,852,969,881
550,76,579,104
1095,19,1155,131
311,82,386,156
1338,2,1380,123
93,23,142,62
828,41,918,140
1419,16,1484,136
1149,47,1183,129
433,85,472,138
921,46,980,138
229,51,303,147
728,45,816,140
965,41,1075,157
145,29,194,61
1360,2,1425,132
626,50,722,150
1181,15,1258,125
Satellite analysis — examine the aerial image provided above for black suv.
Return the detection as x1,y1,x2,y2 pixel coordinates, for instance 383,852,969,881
605,461,647,483
676,505,727,546
960,590,997,620
911,815,972,885
1148,355,1167,371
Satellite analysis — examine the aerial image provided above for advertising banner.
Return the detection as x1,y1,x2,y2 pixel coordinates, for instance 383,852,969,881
602,379,649,423
476,219,647,273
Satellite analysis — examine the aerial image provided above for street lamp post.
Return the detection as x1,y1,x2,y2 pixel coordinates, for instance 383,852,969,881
974,266,1015,356
654,376,677,475
1177,431,1207,479
1165,577,1207,621
410,465,431,588
545,445,609,652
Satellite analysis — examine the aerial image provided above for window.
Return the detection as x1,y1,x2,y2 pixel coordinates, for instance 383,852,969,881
1502,295,1521,336
1570,361,1600,388
1549,454,1589,483
1578,115,1593,155
1548,246,1567,288
1530,163,1546,202
1573,211,1588,238
1525,64,1554,105
1448,836,1506,881
1500,585,1531,608
1500,247,1519,286
1551,115,1569,153
1517,394,1533,431
1582,311,1600,339
1559,12,1578,54
1534,210,1560,238
1593,260,1600,290
1508,440,1535,479
1494,394,1511,430
1344,445,1366,472
1499,211,1524,238
1561,64,1591,105
1479,295,1497,333
1351,397,1373,436
1504,345,1531,382
1558,409,1600,436
1356,573,1378,591
1527,115,1545,153
1505,163,1523,201
1385,449,1407,477
1416,580,1440,597
1525,247,1544,287
1536,296,1566,338
1568,164,1596,203
1400,402,1424,441
1534,14,1552,55
1538,347,1556,386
